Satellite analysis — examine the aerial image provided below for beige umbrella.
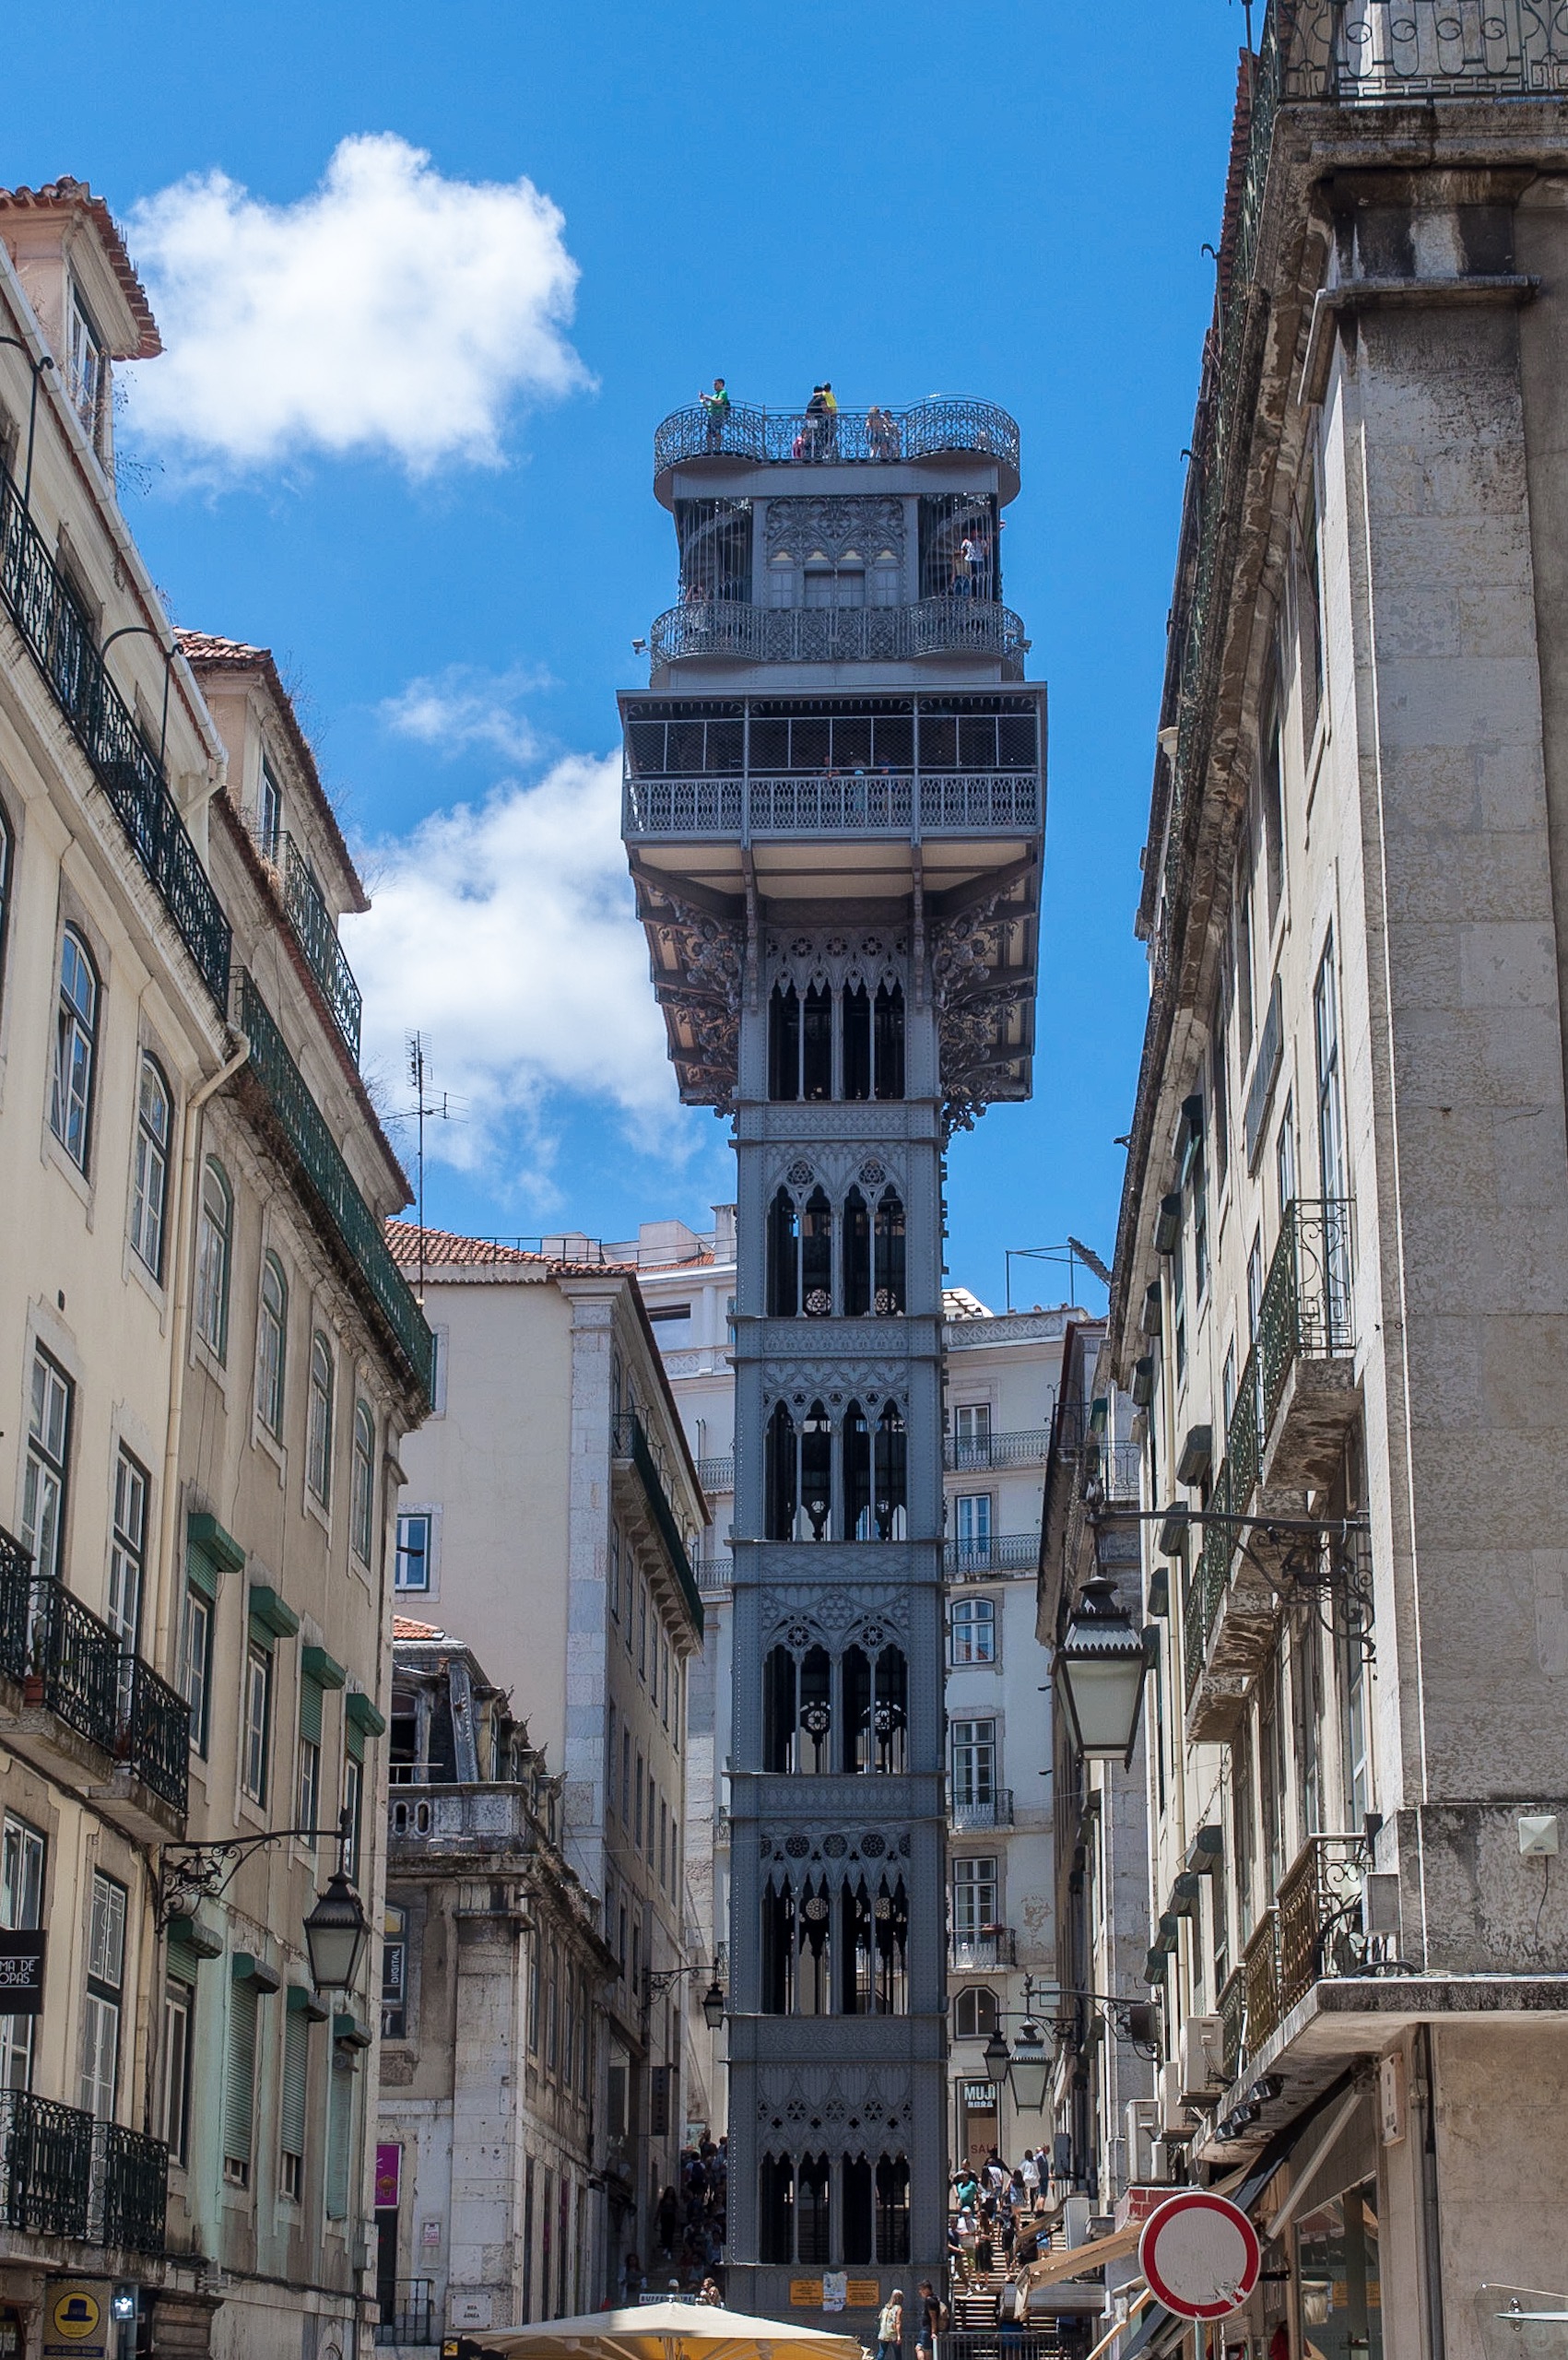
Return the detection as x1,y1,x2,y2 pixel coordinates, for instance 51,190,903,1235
470,2300,868,2360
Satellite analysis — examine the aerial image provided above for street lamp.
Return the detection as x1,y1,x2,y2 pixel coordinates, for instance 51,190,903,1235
1055,1577,1154,1764
301,1868,372,1992
701,1976,726,2032
1008,2016,1050,2111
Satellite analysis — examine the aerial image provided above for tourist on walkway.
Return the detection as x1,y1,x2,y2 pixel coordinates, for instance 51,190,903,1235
701,377,730,450
877,2290,904,2360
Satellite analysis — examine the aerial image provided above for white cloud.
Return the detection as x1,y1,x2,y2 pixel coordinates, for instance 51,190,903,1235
347,753,690,1184
379,665,548,762
122,134,588,474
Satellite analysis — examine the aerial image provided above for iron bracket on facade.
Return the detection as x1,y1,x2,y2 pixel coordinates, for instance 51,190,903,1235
1093,1504,1375,1662
157,1807,354,1928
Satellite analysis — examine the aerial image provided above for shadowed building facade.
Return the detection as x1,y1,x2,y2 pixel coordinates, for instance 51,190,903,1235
621,393,1045,2319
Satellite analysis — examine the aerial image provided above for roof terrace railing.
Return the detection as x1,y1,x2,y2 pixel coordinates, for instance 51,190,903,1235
625,770,1039,841
0,462,231,1010
654,395,1020,477
649,595,1026,675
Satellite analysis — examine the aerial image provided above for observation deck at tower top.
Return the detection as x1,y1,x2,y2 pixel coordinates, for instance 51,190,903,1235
653,394,1021,507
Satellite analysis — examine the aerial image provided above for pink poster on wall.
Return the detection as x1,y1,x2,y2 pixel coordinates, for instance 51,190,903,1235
374,2143,401,2210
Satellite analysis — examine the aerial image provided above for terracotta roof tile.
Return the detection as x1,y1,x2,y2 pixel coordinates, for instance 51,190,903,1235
392,1615,444,1641
0,179,160,360
384,1220,635,1280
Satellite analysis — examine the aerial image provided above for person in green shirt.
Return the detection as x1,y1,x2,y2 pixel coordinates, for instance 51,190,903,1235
701,376,730,450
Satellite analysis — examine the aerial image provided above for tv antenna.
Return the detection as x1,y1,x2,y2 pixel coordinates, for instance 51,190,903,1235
407,1032,452,1305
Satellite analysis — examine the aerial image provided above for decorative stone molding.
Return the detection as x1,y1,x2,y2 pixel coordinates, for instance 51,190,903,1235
763,496,906,565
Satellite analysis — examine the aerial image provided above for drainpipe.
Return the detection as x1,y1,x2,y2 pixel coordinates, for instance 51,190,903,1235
153,1028,251,1668
1412,2024,1447,2360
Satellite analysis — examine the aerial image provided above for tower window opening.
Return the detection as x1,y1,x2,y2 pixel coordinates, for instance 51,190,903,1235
874,1187,907,1310
874,985,905,1101
844,1402,872,1539
675,497,752,603
843,1644,908,1774
765,1401,797,1540
768,1189,801,1316
843,1189,871,1315
760,2154,795,2262
770,984,801,1101
802,985,832,1099
797,2154,832,2259
800,1401,832,1541
843,2155,874,2262
801,1188,833,1314
876,2155,912,2262
843,986,872,1100
874,1402,908,1540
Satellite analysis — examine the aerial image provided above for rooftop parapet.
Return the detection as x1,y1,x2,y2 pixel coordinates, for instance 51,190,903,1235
654,394,1020,502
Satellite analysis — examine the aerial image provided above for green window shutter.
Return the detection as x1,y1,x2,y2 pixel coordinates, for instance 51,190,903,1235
345,1692,385,1738
325,2057,355,2219
186,1547,219,1604
301,1646,346,1691
300,1676,324,1748
167,1936,201,1984
187,1511,245,1574
280,2004,308,2161
224,1979,258,2174
248,1585,301,1643
345,1718,364,1765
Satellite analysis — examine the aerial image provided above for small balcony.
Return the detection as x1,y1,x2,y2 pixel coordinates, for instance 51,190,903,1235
1256,1198,1357,1489
696,1453,735,1495
949,1929,1016,1972
654,395,1020,494
0,2094,169,2254
269,835,363,1063
611,1410,704,1640
693,1552,732,1595
387,1782,532,1850
649,595,1027,678
943,1428,1051,1472
1218,1964,1246,2085
945,1533,1038,1579
375,2280,436,2346
949,1789,1013,1833
1241,1908,1282,2058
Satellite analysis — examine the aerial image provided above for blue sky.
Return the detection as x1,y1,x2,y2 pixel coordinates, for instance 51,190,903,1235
12,1,1245,1310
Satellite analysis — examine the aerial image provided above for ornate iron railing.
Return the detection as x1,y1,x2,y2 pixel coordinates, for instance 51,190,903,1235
650,595,1026,673
1219,1965,1247,2083
28,1577,121,1752
0,463,231,1009
623,769,1040,838
693,1553,732,1594
0,2091,95,2239
1242,1908,1282,2056
1183,1458,1233,1697
1257,1198,1354,1436
280,838,363,1062
951,1790,1013,1832
1182,1558,1204,1708
654,395,1020,476
696,1453,735,1493
949,1929,1016,1971
0,1527,31,1684
95,2119,170,2253
611,1412,704,1639
944,1532,1039,1576
1277,1833,1369,2012
1227,1348,1262,1518
945,1428,1053,1471
236,973,433,1404
375,2281,437,2346
121,1657,190,1813
1290,0,1568,100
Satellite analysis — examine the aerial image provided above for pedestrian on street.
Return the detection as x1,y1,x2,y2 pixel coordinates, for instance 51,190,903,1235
877,2290,905,2360
916,2280,946,2360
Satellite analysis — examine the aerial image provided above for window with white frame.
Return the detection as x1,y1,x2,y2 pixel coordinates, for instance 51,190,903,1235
350,1402,375,1564
0,1816,45,2092
50,927,99,1172
395,1512,431,1592
306,1333,335,1506
107,1446,148,1654
79,1871,125,2121
949,1595,996,1667
950,1718,996,1809
258,760,283,866
256,1253,288,1437
181,1583,213,1755
950,1856,998,1938
129,1054,172,1278
67,286,107,442
21,1349,72,1583
242,1640,271,1803
195,1159,233,1360
952,1986,998,2039
954,1493,993,1570
160,1976,195,2165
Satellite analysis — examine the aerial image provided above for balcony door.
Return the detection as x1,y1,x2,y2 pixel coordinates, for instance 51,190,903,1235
951,1719,996,1811
951,1855,998,1940
0,1818,44,2090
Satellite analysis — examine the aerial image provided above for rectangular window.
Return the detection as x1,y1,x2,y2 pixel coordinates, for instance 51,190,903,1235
108,1446,148,1653
298,1735,320,1838
325,2052,353,2219
523,2155,536,2319
546,1946,559,2072
646,1772,655,1864
659,1798,667,1890
181,1585,213,1756
0,1816,45,2092
224,1978,258,2187
1276,1097,1297,1229
1172,1232,1187,1384
280,2000,308,2198
67,285,106,441
954,1493,992,1572
343,1755,363,1882
638,1581,648,1681
1192,1147,1208,1304
242,1641,271,1803
160,1976,195,2164
395,1512,431,1591
528,1942,541,2052
258,761,283,866
953,1402,993,1466
1261,690,1285,930
621,1729,631,1824
1298,480,1325,753
1211,988,1231,1196
79,1872,125,2121
634,1754,643,1848
951,1855,998,1937
1315,937,1352,1325
21,1349,72,1584
608,1524,620,1622
950,1719,996,1809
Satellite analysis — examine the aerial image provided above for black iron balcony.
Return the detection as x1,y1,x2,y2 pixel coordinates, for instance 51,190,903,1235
95,2119,170,2254
949,1789,1013,1833
1218,1964,1247,2084
1277,1833,1372,2015
0,463,231,1010
611,1411,704,1639
649,594,1026,676
237,973,433,1404
1242,1908,1282,2056
696,1452,735,1494
0,1527,29,1683
1256,1198,1356,1486
375,2281,436,2346
945,1532,1038,1578
26,1576,121,1754
625,766,1039,842
277,837,363,1062
654,395,1020,482
0,2090,95,2240
121,1658,190,1815
944,1428,1052,1472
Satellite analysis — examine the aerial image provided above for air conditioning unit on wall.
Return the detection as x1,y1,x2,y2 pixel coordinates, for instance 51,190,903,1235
1158,2058,1190,2138
1178,2012,1224,2102
1125,2099,1160,2185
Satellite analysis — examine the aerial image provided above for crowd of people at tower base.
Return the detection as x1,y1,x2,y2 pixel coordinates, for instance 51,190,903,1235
618,2138,728,2305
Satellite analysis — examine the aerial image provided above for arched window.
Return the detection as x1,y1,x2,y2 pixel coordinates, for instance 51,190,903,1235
843,1400,872,1537
876,2154,912,2262
843,1187,871,1315
802,985,832,1100
953,1987,999,2040
0,799,13,1018
842,984,870,1099
843,1643,908,1774
763,1643,833,1775
306,1332,335,1505
874,1402,908,1540
950,1595,996,1666
769,985,800,1102
351,1401,376,1564
801,1188,832,1315
874,982,905,1099
129,1054,172,1278
800,1400,831,1540
195,1158,232,1359
256,1253,288,1436
767,1187,799,1316
764,1401,797,1540
50,926,99,1170
874,1188,906,1314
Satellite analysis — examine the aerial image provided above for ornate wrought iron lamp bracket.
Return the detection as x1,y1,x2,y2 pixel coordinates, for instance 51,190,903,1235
157,1806,354,1929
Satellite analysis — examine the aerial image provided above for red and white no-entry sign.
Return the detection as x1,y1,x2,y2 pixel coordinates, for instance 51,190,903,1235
1138,2191,1262,2321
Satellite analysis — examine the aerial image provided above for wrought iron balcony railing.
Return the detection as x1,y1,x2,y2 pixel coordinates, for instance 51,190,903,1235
0,2090,95,2241
1241,1908,1282,2057
650,595,1026,675
121,1657,191,1814
375,2281,437,2346
95,2119,170,2254
1257,1198,1354,1436
694,1554,732,1595
949,1929,1016,1972
1277,1833,1371,2013
26,1576,121,1753
624,768,1040,840
1218,1964,1247,2085
277,837,363,1062
696,1452,735,1494
611,1411,704,1639
0,1528,29,1684
0,463,231,1010
236,974,433,1404
654,395,1020,478
950,1789,1014,1833
944,1428,1052,1471
945,1533,1039,1578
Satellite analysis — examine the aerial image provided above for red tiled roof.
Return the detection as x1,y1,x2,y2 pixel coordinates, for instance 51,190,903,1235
175,630,368,912
393,1615,443,1641
384,1220,635,1280
0,179,161,360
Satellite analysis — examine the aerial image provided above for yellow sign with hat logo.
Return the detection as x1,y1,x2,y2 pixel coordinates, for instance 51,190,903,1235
43,2284,108,2359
